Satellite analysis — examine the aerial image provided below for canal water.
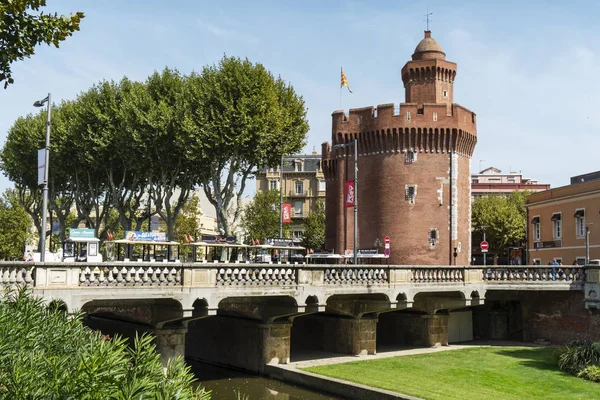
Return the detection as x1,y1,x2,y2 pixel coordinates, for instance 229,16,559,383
190,361,343,400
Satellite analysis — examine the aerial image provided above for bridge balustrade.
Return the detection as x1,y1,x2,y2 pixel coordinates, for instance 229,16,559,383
0,263,594,289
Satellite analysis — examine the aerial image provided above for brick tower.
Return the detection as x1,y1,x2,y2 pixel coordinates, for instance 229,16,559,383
322,30,477,265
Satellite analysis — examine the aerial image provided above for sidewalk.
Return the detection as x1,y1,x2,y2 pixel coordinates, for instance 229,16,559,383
288,340,539,369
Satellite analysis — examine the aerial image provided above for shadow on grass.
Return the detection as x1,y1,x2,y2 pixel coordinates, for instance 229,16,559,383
495,347,560,372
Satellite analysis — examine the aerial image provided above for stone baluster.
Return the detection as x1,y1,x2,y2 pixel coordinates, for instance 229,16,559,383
108,267,116,285
158,267,167,284
24,268,33,285
171,267,178,284
134,267,142,285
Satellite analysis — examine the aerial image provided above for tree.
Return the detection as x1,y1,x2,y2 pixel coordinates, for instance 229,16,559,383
471,191,528,264
240,190,290,243
0,189,32,259
0,0,84,88
302,199,325,250
174,194,202,259
0,288,211,399
187,56,309,234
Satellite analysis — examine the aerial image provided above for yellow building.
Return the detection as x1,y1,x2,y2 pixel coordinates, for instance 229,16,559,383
526,172,600,265
255,151,326,242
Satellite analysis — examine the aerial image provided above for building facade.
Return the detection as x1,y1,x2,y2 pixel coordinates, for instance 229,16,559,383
255,151,326,242
526,173,600,265
471,167,550,199
322,30,477,265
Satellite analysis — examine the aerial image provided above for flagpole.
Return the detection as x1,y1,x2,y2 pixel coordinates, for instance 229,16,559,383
340,67,343,109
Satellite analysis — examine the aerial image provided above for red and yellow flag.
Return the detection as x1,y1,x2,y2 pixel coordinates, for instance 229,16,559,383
341,68,352,93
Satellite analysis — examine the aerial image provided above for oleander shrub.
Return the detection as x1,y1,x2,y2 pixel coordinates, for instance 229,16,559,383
557,340,600,379
0,287,211,399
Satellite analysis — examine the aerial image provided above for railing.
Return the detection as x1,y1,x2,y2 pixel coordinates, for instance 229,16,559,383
324,267,388,285
1,266,33,286
217,266,296,286
482,266,586,283
412,267,464,283
0,263,594,289
80,265,182,286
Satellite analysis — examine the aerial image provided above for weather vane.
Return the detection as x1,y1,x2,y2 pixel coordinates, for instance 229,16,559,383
425,7,433,31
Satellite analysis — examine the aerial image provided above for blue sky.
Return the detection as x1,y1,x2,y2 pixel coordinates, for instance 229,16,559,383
2,0,600,195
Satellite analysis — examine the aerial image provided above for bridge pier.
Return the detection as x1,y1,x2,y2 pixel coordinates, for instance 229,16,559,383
420,313,449,347
154,326,188,367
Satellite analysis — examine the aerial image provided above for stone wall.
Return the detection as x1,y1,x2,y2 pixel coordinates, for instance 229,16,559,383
477,290,600,344
186,316,290,373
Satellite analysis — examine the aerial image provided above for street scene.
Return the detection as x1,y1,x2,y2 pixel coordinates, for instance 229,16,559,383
1,1,600,399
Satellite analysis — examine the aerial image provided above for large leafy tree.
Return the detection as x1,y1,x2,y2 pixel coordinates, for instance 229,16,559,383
302,199,325,251
0,288,210,399
471,191,528,263
187,56,309,234
0,0,84,88
240,190,290,244
0,189,32,259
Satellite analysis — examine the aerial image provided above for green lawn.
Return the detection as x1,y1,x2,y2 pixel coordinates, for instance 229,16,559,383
302,347,600,400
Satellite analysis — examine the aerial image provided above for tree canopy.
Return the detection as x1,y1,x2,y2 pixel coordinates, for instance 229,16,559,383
240,189,290,243
0,288,210,399
301,199,325,250
189,56,309,234
0,189,32,259
471,191,528,263
0,0,84,88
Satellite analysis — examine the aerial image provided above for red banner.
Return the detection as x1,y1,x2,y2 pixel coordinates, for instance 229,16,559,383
345,181,355,208
282,203,291,223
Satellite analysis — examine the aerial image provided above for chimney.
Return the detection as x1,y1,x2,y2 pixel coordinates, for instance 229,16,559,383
424,30,431,38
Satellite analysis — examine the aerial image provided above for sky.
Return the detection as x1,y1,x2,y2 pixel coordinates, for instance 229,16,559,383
2,0,600,197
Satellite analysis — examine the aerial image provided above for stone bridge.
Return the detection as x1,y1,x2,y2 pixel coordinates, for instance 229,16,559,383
1,262,598,372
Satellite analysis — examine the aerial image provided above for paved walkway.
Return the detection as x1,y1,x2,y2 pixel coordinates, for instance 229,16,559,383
288,341,541,369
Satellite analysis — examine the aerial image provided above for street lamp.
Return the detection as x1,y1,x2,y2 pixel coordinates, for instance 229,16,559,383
333,138,358,266
33,93,51,262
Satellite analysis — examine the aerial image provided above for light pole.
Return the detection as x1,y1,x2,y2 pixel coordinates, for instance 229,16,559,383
480,225,487,266
279,156,284,238
33,93,51,262
333,138,358,266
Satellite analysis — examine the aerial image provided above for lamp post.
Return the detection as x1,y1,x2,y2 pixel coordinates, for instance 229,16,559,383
333,138,358,266
586,226,591,264
279,156,284,238
33,93,51,262
480,225,488,266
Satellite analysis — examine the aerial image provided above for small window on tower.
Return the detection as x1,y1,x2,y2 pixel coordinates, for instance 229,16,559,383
443,90,448,98
433,112,438,121
405,150,417,164
406,111,411,121
405,184,417,204
428,229,439,248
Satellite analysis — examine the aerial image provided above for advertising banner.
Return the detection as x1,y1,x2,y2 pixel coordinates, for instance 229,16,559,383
125,231,167,242
282,203,291,223
345,180,355,208
201,234,237,244
37,148,46,185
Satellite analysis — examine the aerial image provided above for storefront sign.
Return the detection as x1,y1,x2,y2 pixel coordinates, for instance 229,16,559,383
125,231,167,242
201,234,236,244
70,228,96,239
533,240,562,249
264,238,294,247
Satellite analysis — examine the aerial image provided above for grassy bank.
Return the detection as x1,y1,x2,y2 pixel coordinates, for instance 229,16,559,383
302,347,599,399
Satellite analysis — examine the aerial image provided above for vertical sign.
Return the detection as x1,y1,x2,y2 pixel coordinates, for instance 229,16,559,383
345,180,355,208
37,148,46,185
282,203,291,223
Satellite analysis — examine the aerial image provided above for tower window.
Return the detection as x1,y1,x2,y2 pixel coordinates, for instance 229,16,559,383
443,90,448,98
406,111,411,121
405,150,417,164
433,112,438,121
405,184,417,204
428,229,439,248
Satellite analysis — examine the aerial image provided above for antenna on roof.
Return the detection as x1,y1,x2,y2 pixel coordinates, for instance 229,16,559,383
424,7,433,31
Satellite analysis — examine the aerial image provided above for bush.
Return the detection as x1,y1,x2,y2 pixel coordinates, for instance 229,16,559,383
578,365,600,382
557,340,600,376
0,287,211,399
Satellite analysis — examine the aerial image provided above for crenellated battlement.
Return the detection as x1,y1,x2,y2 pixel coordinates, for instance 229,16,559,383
331,103,476,134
